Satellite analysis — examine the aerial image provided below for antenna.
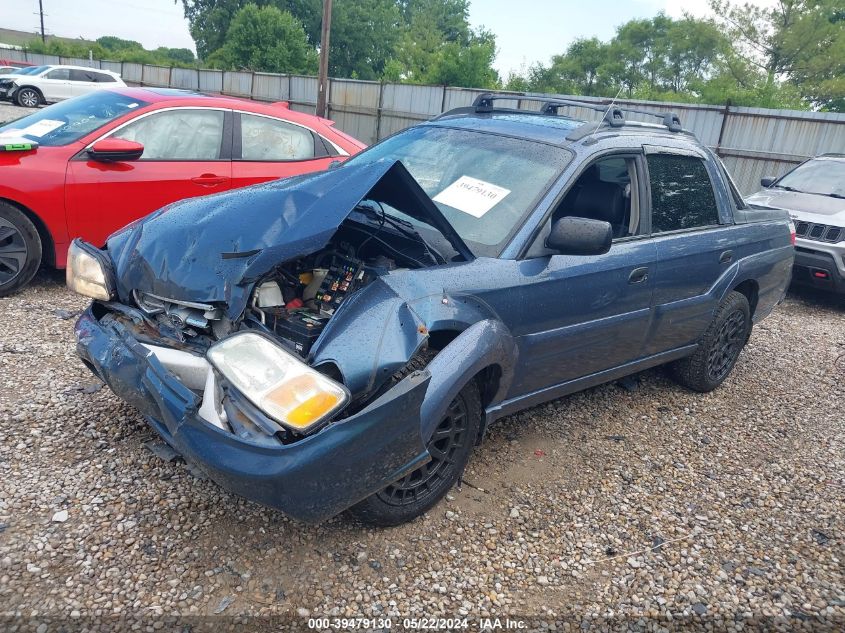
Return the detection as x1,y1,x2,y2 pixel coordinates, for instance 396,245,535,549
587,85,625,142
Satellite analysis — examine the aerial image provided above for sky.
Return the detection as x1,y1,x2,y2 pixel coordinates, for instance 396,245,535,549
4,0,750,77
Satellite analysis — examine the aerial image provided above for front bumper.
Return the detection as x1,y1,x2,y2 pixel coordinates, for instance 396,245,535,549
792,247,845,294
74,306,431,523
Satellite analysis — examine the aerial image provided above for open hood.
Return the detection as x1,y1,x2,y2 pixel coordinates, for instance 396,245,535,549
107,159,472,318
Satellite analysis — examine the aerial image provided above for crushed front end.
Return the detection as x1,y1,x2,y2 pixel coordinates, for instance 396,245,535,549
70,160,466,522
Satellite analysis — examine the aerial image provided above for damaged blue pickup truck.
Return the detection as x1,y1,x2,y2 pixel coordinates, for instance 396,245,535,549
70,95,794,525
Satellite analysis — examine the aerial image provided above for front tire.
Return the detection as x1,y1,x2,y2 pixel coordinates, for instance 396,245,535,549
668,291,751,392
0,202,42,297
349,379,482,527
15,87,41,108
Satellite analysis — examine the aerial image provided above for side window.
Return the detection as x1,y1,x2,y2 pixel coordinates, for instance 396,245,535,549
647,154,720,232
95,72,117,83
69,69,96,82
551,155,642,239
240,113,315,161
45,69,69,80
113,109,225,160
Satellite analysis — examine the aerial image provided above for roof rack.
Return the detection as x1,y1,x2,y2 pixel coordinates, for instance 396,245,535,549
468,92,684,137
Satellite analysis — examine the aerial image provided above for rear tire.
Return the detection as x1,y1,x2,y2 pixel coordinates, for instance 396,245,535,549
0,202,42,297
15,87,41,108
668,291,751,392
349,379,481,527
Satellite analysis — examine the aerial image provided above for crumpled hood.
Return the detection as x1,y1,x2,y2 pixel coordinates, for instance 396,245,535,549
106,159,470,319
747,188,845,222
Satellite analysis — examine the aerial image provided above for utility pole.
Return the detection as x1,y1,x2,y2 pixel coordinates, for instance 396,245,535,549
316,0,332,118
38,0,46,43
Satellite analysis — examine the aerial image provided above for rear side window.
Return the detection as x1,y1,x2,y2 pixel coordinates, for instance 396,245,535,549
69,69,96,82
647,154,719,233
239,113,315,161
95,72,117,83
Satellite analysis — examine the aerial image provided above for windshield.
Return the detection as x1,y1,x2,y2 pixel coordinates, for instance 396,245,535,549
776,159,845,198
0,90,147,147
345,126,571,255
10,66,47,76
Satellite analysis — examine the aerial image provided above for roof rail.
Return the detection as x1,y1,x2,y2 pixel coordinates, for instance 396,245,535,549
469,92,684,135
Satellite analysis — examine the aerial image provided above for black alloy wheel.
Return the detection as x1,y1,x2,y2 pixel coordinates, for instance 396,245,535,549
0,217,28,287
349,378,482,526
0,202,43,297
376,395,470,507
706,309,746,383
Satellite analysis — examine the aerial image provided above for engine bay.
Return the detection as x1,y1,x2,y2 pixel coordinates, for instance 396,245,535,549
131,202,444,359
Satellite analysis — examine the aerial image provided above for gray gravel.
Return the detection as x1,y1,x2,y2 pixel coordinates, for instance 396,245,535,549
1,271,844,628
0,102,35,125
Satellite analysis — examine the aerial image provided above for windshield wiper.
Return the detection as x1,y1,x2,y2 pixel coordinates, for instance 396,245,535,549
356,203,447,265
774,185,805,193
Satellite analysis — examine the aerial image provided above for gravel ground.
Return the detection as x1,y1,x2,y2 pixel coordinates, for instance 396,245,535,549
1,270,843,630
0,102,35,125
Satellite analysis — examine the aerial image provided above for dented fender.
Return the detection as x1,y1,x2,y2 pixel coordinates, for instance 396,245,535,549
419,319,517,442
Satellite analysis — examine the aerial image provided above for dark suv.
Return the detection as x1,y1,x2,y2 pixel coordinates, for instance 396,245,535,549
70,95,794,525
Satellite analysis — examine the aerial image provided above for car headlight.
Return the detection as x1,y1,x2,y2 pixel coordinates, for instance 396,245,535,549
66,239,115,301
207,332,349,433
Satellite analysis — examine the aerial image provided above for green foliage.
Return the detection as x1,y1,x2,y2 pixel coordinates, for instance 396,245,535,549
206,4,317,73
26,34,196,67
181,0,499,87
328,0,403,80
709,0,845,110
505,6,840,111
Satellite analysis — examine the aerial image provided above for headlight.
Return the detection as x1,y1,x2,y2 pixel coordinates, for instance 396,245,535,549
207,332,349,433
66,239,115,301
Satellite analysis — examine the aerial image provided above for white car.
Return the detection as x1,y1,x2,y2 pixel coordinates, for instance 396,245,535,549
0,65,126,108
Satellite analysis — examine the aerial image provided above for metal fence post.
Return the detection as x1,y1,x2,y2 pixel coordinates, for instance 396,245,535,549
716,99,732,157
375,81,385,142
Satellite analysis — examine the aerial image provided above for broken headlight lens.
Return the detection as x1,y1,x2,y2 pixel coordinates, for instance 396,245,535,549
207,332,349,433
66,239,115,301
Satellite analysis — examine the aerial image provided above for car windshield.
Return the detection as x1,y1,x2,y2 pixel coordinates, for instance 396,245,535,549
776,159,845,198
344,126,572,255
11,66,46,76
0,90,147,147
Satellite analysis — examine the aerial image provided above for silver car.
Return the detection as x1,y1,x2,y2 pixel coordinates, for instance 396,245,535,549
747,154,845,295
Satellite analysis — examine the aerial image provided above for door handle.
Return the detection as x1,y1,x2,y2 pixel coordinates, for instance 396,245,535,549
191,174,227,187
628,267,649,284
720,250,734,264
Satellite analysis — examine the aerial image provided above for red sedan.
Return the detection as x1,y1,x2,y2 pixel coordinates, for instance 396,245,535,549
0,87,365,295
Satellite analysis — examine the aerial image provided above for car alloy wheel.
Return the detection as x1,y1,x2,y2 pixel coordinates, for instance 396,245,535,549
18,89,39,107
375,394,470,507
706,308,746,382
0,217,28,286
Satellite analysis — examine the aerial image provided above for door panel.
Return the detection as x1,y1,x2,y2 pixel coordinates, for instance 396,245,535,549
508,239,657,397
65,108,232,247
232,112,334,187
643,152,730,355
38,69,72,101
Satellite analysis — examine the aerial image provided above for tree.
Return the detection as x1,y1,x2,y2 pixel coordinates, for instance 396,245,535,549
328,0,403,80
181,0,321,59
206,4,317,73
710,0,844,110
423,28,499,88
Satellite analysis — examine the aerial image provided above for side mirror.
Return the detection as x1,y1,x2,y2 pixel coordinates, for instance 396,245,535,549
87,138,144,162
546,216,612,256
760,176,776,188
328,159,343,170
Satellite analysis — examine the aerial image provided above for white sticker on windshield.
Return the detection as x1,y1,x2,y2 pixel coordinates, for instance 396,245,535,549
17,119,64,138
433,175,511,218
